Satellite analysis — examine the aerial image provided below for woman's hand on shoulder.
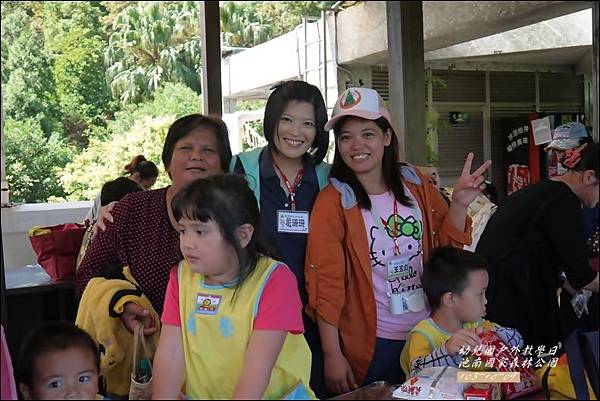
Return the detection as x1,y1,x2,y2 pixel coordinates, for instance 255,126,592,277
91,201,118,239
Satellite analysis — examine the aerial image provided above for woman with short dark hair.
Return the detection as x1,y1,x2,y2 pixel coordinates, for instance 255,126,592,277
229,80,331,397
76,114,232,335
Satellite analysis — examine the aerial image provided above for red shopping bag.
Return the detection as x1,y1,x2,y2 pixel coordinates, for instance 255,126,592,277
28,223,88,282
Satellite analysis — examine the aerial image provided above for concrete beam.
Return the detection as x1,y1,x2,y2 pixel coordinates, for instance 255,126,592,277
423,1,591,52
221,31,301,98
335,1,591,65
200,1,223,117
221,18,338,107
337,2,388,65
426,9,592,61
387,1,427,165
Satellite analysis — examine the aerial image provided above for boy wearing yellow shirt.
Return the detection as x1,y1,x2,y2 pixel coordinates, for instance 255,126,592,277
400,247,524,377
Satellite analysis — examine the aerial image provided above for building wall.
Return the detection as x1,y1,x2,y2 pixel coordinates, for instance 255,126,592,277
336,2,387,65
370,68,585,191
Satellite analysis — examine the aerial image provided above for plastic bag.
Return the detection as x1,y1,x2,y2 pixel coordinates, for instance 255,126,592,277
393,367,467,400
476,331,540,399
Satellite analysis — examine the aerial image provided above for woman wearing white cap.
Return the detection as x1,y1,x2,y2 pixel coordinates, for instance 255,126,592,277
304,87,491,394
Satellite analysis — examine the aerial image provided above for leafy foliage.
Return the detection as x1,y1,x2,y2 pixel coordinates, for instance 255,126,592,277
3,26,63,135
220,1,336,48
3,118,73,203
52,28,113,146
104,1,201,105
42,2,112,146
1,1,337,202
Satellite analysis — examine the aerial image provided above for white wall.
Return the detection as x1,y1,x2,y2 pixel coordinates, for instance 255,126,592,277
1,201,92,270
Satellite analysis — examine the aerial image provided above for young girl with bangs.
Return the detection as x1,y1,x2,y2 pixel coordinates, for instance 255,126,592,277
152,174,315,400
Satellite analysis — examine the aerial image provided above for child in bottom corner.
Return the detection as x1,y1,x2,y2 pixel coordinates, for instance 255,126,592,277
152,174,315,400
400,247,524,377
17,321,101,400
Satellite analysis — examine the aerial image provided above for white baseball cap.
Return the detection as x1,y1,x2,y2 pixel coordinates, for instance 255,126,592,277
324,87,392,131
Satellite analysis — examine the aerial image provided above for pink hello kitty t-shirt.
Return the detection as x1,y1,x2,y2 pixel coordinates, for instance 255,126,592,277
360,186,428,340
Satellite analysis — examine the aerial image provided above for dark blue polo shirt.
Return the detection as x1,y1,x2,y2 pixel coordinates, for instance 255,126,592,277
259,148,320,306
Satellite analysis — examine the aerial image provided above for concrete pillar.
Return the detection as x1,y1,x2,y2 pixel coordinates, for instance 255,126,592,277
223,98,237,114
386,1,427,164
593,1,598,141
200,1,223,117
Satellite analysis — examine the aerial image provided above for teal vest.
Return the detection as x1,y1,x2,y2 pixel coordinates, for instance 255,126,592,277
229,146,330,208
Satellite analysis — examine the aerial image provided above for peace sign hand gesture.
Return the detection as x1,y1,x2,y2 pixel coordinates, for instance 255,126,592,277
451,152,492,208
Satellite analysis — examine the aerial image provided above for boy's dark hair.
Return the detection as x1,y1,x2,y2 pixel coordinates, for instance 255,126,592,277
17,321,100,387
162,114,232,175
124,155,159,180
422,247,488,312
171,174,275,298
264,80,329,165
330,116,412,209
100,176,143,206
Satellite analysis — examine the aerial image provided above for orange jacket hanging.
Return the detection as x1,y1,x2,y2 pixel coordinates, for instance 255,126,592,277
304,164,473,385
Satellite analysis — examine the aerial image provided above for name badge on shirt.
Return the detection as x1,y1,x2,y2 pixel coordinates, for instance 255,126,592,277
277,210,309,234
196,293,222,315
386,256,411,281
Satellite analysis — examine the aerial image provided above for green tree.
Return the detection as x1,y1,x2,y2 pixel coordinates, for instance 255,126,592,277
42,2,113,147
51,27,113,146
1,6,31,84
3,23,62,135
94,82,203,142
42,1,107,52
104,1,202,105
220,2,270,48
4,118,73,203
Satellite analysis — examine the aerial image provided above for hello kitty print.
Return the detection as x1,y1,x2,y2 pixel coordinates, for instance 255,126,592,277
361,187,429,340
